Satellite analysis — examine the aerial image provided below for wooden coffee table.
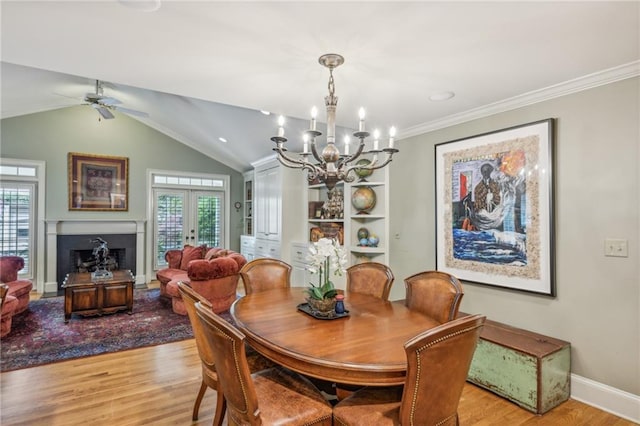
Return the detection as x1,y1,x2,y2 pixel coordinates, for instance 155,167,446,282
62,270,135,323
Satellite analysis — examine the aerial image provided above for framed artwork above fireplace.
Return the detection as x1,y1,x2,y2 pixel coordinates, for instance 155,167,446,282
68,152,129,211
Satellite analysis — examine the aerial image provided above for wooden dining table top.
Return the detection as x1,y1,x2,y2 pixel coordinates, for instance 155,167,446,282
230,287,441,386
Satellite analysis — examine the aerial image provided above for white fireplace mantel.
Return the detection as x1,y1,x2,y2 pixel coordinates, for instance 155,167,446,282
45,219,146,294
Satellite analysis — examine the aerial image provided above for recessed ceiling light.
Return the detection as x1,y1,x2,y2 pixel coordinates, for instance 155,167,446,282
260,110,271,115
218,137,227,143
118,0,161,12
429,91,455,101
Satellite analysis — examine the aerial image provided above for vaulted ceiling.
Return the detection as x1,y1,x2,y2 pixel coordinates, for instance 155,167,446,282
2,1,638,172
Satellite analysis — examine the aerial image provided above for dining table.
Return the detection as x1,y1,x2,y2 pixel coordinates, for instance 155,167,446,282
230,286,441,386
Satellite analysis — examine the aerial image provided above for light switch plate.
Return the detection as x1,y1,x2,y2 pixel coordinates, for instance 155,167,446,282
604,239,628,257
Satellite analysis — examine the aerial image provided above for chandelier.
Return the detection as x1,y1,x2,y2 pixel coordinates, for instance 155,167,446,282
271,53,399,190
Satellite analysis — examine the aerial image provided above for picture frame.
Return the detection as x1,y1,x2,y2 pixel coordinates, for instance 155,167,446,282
68,152,129,211
434,119,555,295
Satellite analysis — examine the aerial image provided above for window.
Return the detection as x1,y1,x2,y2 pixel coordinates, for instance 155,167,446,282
0,162,40,279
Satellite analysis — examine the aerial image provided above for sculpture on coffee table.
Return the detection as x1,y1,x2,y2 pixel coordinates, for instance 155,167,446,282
91,237,113,280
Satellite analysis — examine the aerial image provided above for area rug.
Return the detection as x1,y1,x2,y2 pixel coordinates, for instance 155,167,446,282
1,288,232,372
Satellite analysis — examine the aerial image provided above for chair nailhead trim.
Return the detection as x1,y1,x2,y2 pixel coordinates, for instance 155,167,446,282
409,324,482,426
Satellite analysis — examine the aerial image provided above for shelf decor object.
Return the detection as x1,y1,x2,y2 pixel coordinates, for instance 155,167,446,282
351,186,376,214
434,119,555,296
271,53,399,190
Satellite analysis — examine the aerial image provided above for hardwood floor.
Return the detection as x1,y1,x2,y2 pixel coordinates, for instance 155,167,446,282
0,339,635,425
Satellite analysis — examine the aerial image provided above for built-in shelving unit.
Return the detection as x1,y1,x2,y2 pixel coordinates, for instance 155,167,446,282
306,182,345,245
347,175,389,266
243,170,254,236
301,167,389,288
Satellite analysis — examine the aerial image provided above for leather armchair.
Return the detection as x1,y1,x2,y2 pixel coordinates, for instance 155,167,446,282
164,248,247,315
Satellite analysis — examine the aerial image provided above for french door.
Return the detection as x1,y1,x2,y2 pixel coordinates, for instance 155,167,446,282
153,189,224,269
0,182,36,276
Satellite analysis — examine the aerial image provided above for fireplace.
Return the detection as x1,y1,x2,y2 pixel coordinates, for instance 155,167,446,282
56,234,136,292
45,220,145,296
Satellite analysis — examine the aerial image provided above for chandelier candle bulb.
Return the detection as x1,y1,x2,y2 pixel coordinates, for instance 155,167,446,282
311,106,318,131
277,115,285,137
389,126,396,149
344,135,350,155
373,129,380,150
358,107,366,132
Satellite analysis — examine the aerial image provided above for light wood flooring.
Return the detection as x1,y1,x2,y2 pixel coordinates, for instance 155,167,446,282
0,339,636,426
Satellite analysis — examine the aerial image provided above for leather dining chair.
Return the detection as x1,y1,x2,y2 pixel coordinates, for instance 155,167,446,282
177,282,273,426
239,258,292,295
333,314,486,426
346,262,395,301
335,262,395,400
194,301,333,426
404,271,464,323
178,281,226,426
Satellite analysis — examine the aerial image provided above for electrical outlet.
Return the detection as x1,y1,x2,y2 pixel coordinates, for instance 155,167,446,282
604,239,628,257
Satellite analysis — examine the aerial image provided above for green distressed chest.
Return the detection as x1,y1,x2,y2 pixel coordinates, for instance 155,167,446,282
467,318,571,414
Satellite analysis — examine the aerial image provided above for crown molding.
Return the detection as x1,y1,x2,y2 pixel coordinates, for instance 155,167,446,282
400,61,640,139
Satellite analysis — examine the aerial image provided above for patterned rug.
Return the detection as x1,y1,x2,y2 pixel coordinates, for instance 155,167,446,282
0,288,231,372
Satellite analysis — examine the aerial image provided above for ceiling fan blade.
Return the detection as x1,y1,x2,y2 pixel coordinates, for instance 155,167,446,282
98,97,121,106
92,104,115,119
114,106,149,118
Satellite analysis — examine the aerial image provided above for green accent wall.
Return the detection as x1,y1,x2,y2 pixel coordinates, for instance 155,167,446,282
0,105,244,250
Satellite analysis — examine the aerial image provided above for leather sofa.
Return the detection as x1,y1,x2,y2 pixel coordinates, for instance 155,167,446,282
157,246,247,315
0,256,34,337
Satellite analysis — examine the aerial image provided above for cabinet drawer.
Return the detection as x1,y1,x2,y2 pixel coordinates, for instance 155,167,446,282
255,239,280,259
290,242,309,266
241,235,255,249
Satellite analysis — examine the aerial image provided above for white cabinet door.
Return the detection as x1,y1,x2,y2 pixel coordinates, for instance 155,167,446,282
264,166,280,240
255,165,281,241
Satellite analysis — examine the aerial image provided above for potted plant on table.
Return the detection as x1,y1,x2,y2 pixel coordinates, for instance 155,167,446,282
305,237,348,315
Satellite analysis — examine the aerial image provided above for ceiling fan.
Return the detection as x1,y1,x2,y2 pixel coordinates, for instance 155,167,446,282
83,80,149,120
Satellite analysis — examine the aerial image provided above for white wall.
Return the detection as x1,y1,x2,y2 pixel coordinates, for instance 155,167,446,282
389,77,639,397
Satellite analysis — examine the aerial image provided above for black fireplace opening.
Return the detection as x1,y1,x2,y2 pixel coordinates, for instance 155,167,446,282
73,248,123,273
57,234,136,292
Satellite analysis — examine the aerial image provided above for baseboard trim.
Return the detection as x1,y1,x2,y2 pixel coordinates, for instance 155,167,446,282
44,280,58,294
571,374,640,423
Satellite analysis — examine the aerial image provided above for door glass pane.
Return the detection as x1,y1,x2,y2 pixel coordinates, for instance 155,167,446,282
155,191,185,267
0,184,34,275
195,192,223,248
